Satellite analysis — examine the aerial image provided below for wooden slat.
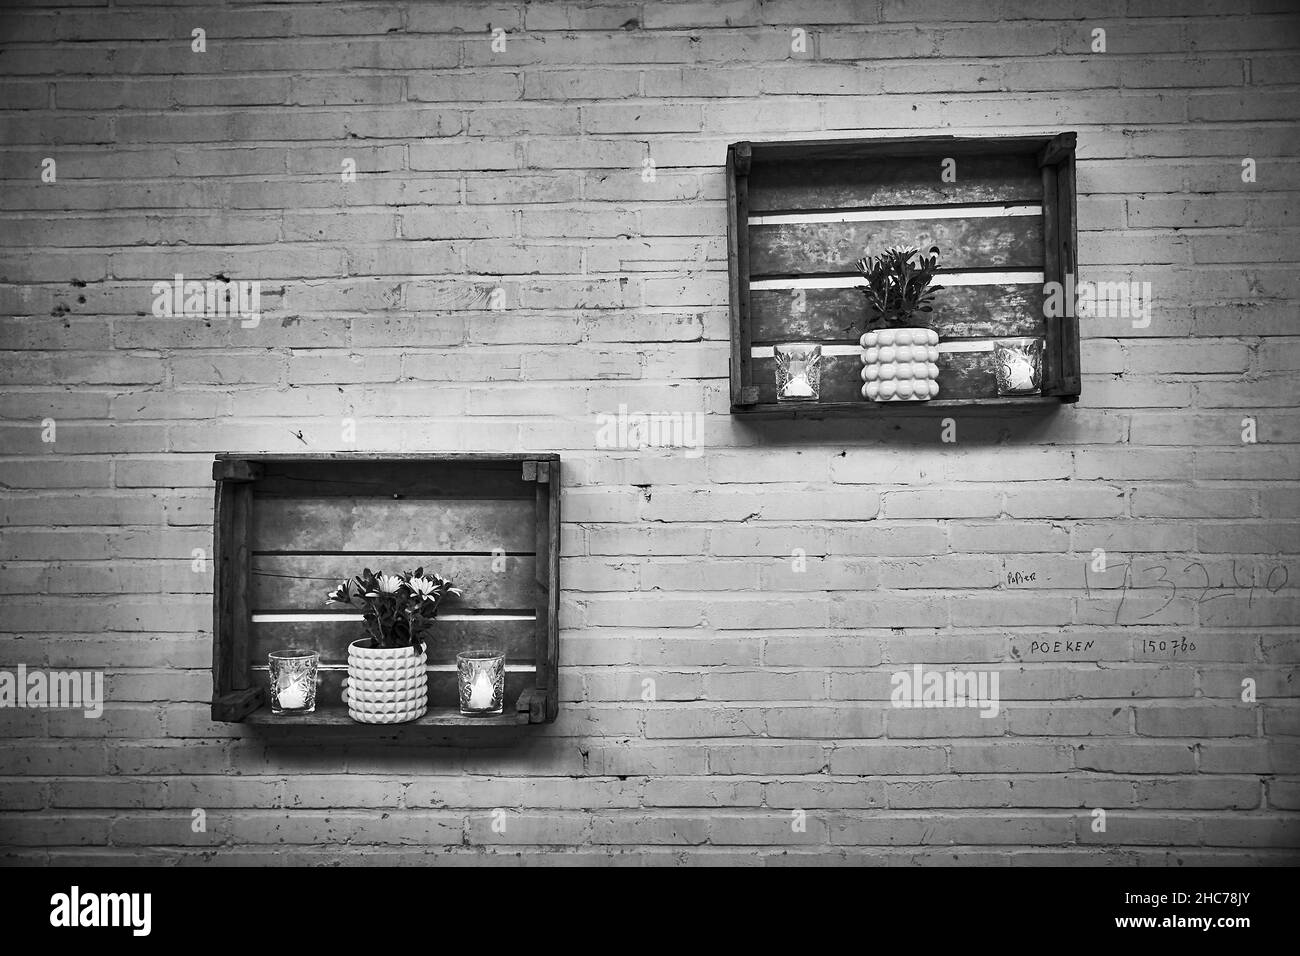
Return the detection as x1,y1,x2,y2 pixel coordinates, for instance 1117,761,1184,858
734,396,1063,415
1057,153,1081,397
254,459,529,499
213,688,263,722
750,135,1055,162
251,617,537,665
213,459,262,482
224,453,557,463
251,497,536,553
538,460,560,722
1041,163,1062,395
728,143,757,407
245,703,527,727
747,153,1043,212
212,481,234,703
748,215,1043,277
212,480,261,718
751,349,1010,404
250,553,536,612
1038,132,1076,168
751,284,1045,343
258,668,534,713
230,484,252,690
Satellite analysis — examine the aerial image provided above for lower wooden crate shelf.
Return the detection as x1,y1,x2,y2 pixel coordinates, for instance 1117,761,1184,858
211,454,561,729
244,704,528,727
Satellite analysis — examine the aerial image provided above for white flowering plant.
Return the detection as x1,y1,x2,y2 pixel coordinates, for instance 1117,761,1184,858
326,567,461,652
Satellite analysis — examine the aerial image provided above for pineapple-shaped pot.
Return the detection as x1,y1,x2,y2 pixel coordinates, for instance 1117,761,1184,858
341,639,428,724
860,327,940,402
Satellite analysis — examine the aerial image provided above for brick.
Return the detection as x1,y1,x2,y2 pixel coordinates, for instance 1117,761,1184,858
830,744,947,775
883,488,1002,519
1075,741,1196,773
1136,779,1260,809
1199,815,1300,847
1201,742,1300,773
590,812,708,845
709,811,829,844
766,780,885,809
708,743,827,775
1137,705,1257,737
950,522,1070,554
950,742,1074,773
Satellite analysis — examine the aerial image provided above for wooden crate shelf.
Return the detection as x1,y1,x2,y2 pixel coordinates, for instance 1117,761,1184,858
211,453,560,727
727,134,1081,414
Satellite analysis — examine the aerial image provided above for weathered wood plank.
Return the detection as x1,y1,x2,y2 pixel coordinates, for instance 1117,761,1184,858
729,143,757,407
734,396,1065,416
1057,153,1081,397
1038,132,1077,168
256,668,533,713
747,153,1043,212
420,670,532,710
251,617,537,665
749,215,1042,277
212,480,234,710
212,687,264,722
542,460,560,722
751,284,1046,343
213,459,263,482
751,349,1008,404
251,497,536,553
749,135,1055,163
250,554,536,612
254,459,529,500
245,702,527,727
229,484,253,691
1041,163,1062,394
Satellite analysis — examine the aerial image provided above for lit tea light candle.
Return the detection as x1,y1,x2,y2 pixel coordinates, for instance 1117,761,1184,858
277,679,306,711
1005,355,1035,390
783,375,813,398
468,671,494,710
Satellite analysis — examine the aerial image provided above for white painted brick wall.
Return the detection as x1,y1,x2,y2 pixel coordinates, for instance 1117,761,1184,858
0,0,1297,865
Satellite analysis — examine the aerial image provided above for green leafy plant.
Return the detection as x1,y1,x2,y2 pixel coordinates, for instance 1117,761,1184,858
326,568,461,653
855,245,945,329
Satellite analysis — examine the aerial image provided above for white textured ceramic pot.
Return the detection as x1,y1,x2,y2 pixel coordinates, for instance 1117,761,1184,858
341,639,427,724
860,327,941,402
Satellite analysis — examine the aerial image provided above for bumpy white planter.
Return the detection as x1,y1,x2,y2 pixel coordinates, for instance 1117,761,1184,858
860,327,941,402
341,639,428,724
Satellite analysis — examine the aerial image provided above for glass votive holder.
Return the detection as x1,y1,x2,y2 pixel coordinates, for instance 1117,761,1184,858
457,649,505,717
774,342,822,402
268,649,318,715
993,337,1044,396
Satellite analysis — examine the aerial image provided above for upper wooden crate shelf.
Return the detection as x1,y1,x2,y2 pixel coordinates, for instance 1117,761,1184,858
726,134,1081,414
210,453,560,728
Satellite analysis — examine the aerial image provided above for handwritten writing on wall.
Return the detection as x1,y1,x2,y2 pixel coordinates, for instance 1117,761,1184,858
1084,559,1290,625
